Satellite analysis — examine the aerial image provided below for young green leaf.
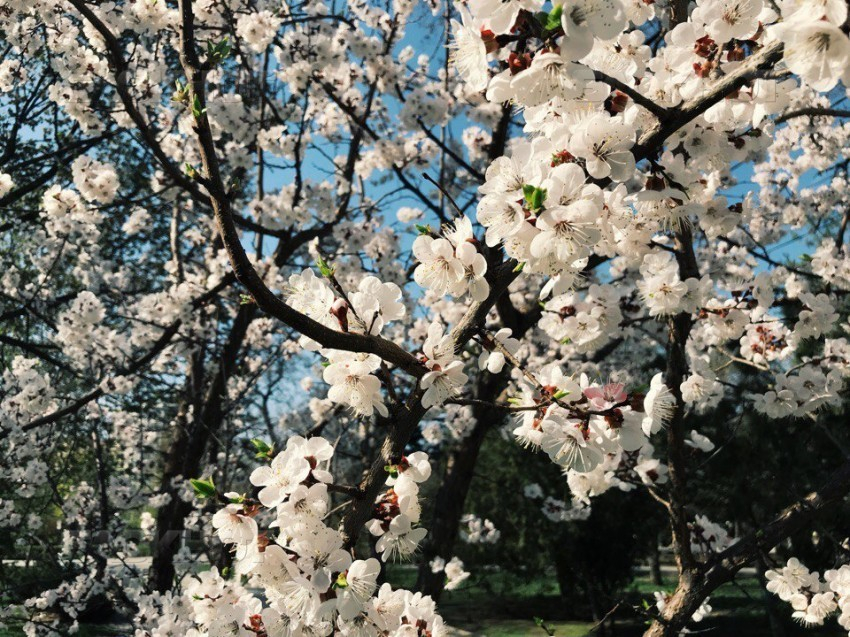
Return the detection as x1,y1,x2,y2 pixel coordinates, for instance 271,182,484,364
190,477,216,499
250,438,274,459
545,5,563,32
207,37,231,64
523,184,547,211
316,255,335,278
191,94,206,119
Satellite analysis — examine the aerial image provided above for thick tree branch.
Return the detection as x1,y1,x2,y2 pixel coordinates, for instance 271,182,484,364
635,41,784,161
594,71,670,120
644,459,850,637
776,107,850,124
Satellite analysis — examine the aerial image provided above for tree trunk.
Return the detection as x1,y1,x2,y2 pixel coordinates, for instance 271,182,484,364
148,350,206,593
148,305,255,592
650,536,663,586
755,552,787,637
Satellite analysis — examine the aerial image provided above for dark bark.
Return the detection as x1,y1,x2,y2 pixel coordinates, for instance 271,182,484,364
148,304,256,592
650,538,664,586
755,551,788,637
414,406,493,600
663,224,700,577
148,350,205,593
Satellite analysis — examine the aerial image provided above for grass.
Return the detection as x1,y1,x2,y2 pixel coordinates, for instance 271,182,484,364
455,620,596,637
382,568,847,636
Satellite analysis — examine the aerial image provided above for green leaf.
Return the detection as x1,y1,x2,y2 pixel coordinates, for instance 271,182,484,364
800,253,813,262
553,389,570,399
207,37,231,64
251,438,271,453
191,94,207,119
190,477,216,499
172,79,188,104
250,438,273,459
513,261,525,273
522,184,547,211
545,5,563,31
415,223,432,235
316,255,335,278
533,11,549,27
333,572,349,589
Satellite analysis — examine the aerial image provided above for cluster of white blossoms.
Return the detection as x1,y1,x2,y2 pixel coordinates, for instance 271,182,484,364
138,439,443,637
413,217,489,301
459,514,501,544
285,269,408,416
235,10,283,53
0,171,13,198
538,284,622,351
420,323,469,409
540,496,592,523
477,154,608,297
367,452,432,562
428,557,471,591
1,357,56,433
637,251,708,318
40,184,103,241
55,291,117,369
688,515,735,555
766,558,850,630
512,368,675,475
811,240,850,290
71,155,119,204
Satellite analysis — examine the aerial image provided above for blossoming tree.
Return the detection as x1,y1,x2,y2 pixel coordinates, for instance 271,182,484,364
2,0,850,635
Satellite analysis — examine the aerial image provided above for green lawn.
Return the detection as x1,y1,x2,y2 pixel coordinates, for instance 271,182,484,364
382,569,847,637
450,620,596,637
